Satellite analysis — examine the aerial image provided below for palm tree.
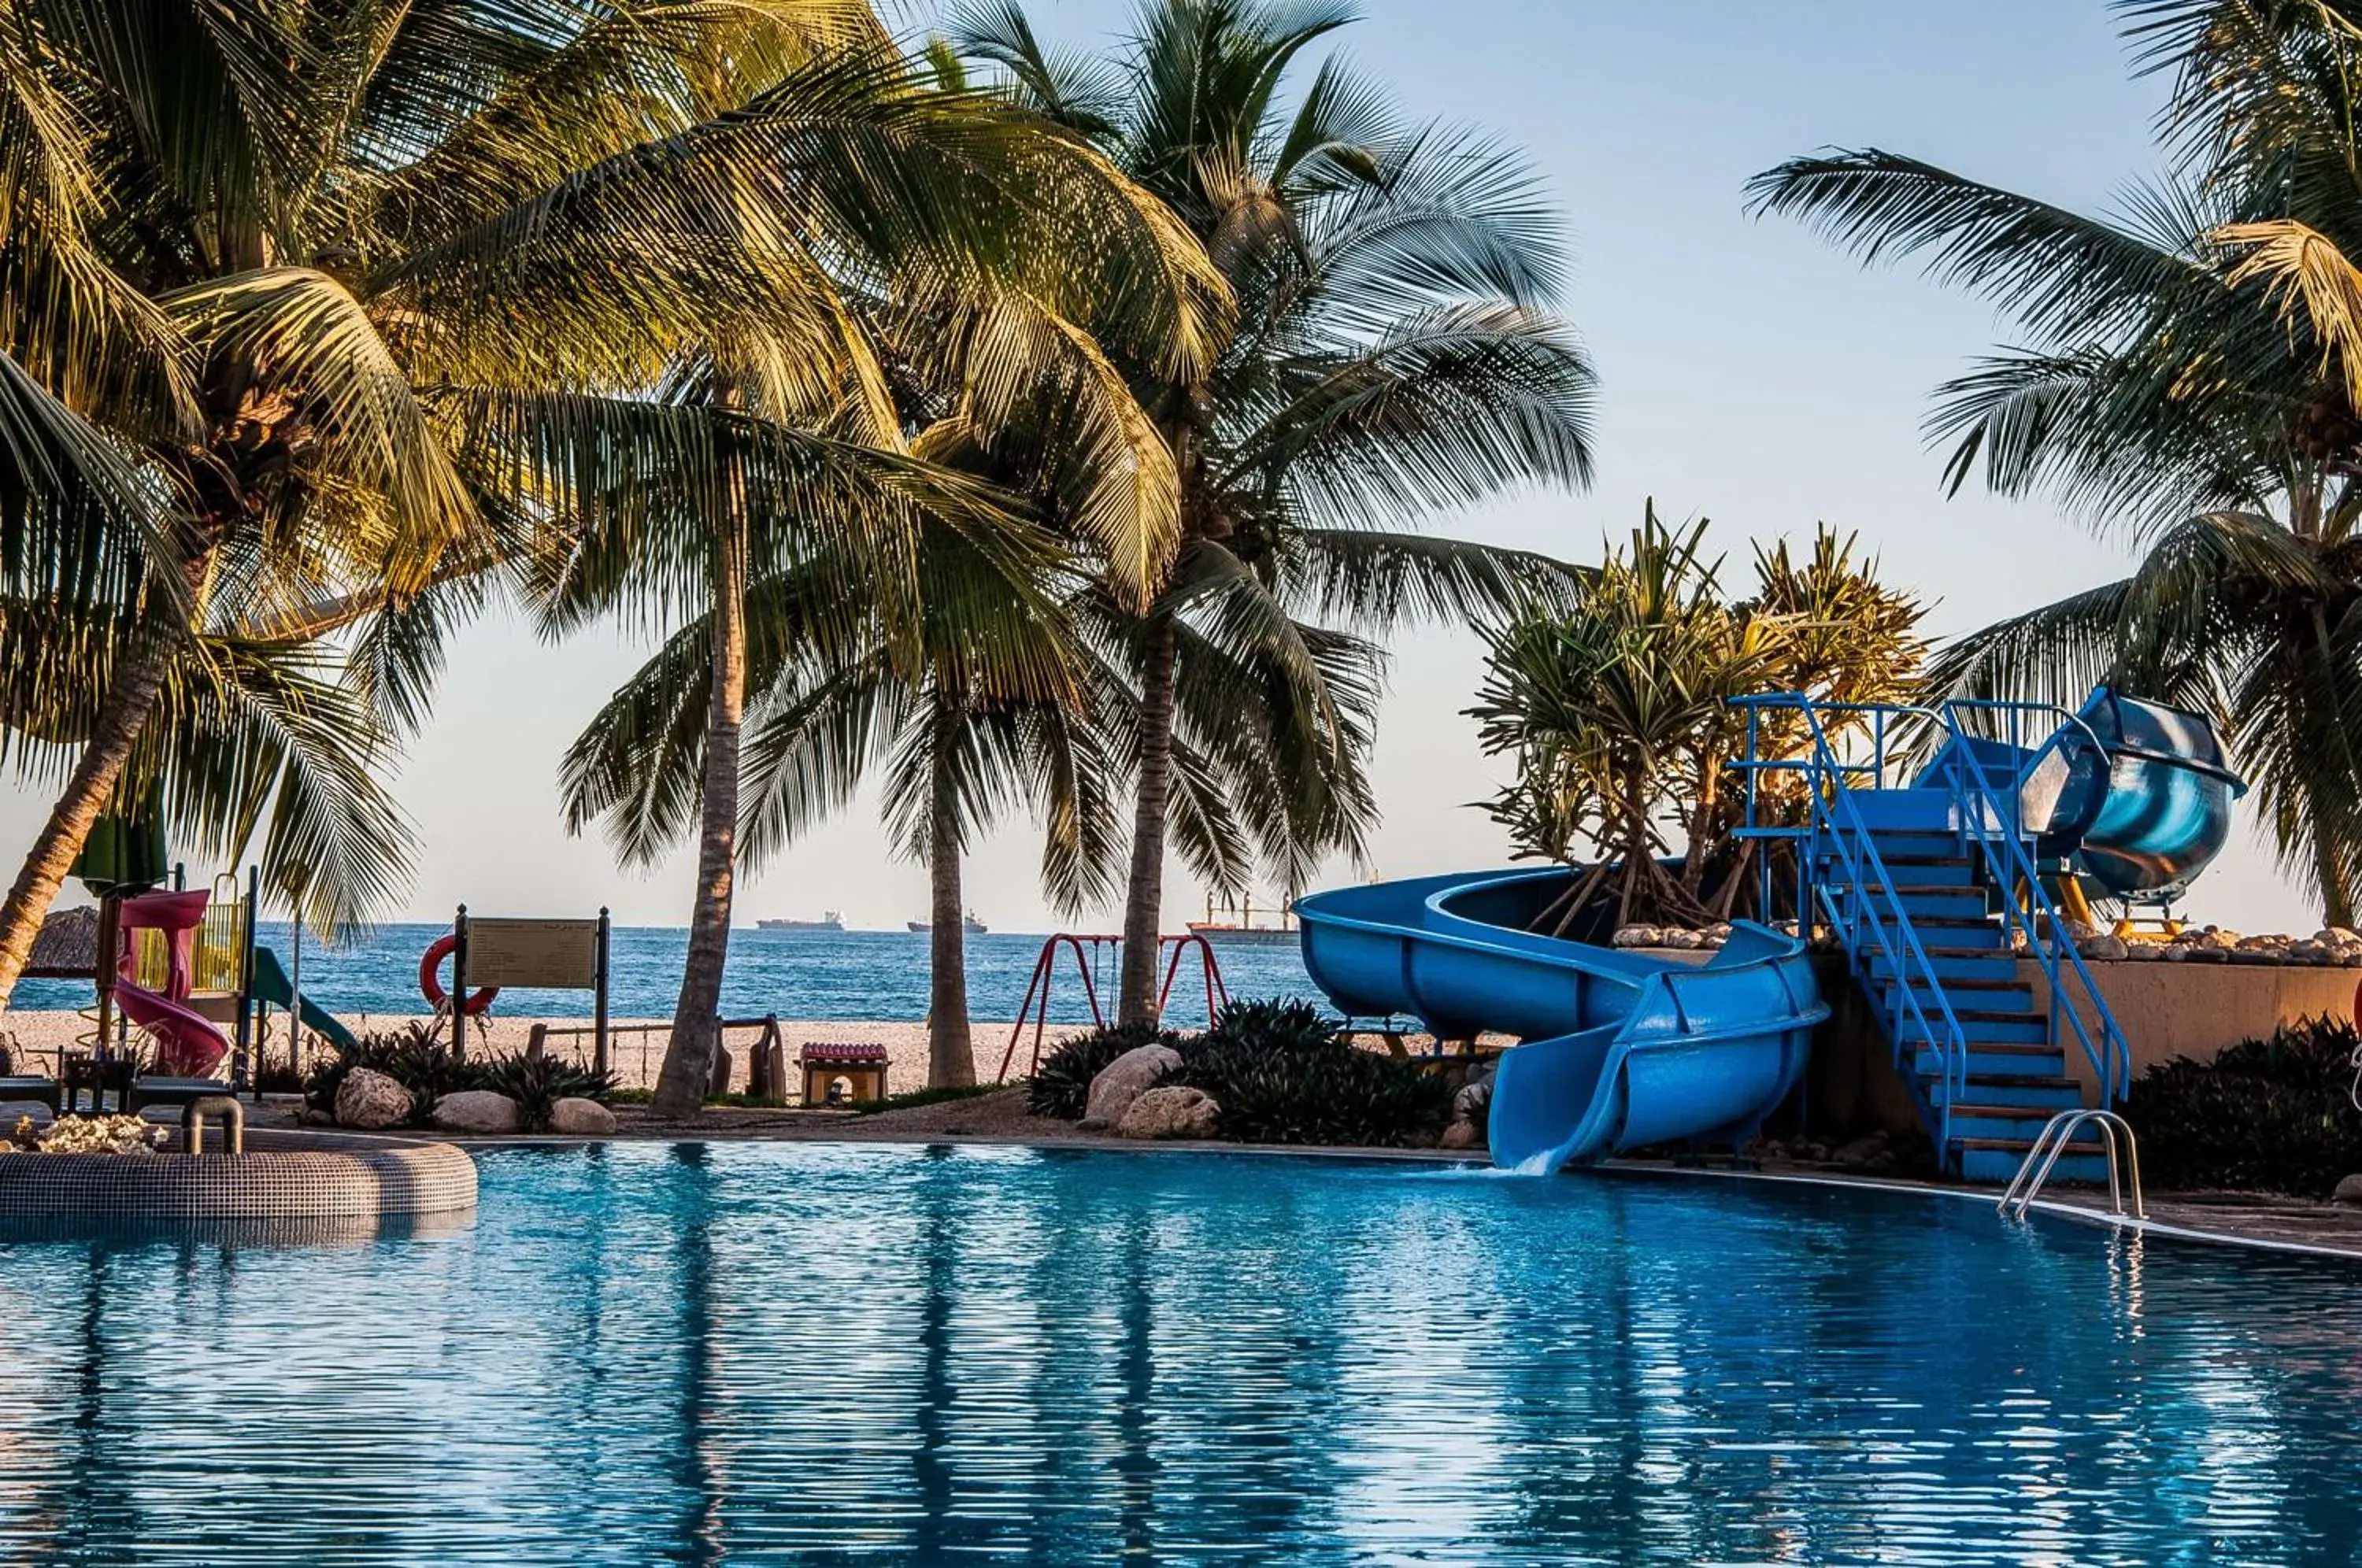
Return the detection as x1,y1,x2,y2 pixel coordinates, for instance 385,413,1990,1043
950,0,1600,1022
0,1,878,993
0,3,1226,1104
563,503,1122,1089
1748,0,2362,924
525,94,1224,1111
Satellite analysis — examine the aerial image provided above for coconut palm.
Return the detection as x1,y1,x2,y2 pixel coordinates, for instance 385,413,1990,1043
0,2,1227,1108
950,0,1599,1021
1748,0,2362,923
562,497,1123,1089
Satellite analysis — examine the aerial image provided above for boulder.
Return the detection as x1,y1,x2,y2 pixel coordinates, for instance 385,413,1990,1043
547,1096,617,1136
1439,1120,1480,1152
2076,934,2130,963
1453,1073,1494,1122
2319,927,2362,948
2336,1174,2362,1208
1611,925,1664,949
431,1089,521,1134
1658,927,1703,950
2123,941,2162,962
1114,1085,1220,1140
1083,1044,1183,1128
335,1067,414,1130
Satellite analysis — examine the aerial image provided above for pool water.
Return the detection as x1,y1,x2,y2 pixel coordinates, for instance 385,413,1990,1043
2,1145,2358,1566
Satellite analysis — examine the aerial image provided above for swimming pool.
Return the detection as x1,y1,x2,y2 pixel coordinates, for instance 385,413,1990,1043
0,1145,2356,1565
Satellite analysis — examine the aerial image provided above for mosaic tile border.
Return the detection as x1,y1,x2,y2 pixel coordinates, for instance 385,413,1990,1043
0,1142,477,1220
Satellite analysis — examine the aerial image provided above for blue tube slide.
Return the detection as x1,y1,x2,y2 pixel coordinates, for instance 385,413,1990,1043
1295,869,1828,1173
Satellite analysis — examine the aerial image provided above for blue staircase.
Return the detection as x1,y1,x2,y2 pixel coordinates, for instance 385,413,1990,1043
1736,701,2131,1185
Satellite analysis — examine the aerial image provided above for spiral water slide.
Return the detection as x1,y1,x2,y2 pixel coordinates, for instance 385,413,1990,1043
113,890,231,1078
1295,869,1827,1174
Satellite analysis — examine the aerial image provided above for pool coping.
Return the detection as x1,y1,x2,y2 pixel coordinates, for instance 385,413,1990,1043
265,1122,2362,1266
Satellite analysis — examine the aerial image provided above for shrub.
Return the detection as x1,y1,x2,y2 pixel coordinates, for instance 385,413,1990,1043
476,1054,619,1132
1176,1000,1453,1148
2122,1016,2362,1196
1027,1023,1182,1119
305,1023,613,1131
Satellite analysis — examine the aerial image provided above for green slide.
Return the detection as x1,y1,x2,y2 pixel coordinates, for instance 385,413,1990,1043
250,946,361,1053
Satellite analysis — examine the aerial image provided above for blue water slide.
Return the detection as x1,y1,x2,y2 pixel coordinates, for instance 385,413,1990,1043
1923,689,2249,901
1294,868,1827,1174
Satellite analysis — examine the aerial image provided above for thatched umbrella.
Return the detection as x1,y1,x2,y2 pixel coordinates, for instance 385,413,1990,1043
26,905,99,980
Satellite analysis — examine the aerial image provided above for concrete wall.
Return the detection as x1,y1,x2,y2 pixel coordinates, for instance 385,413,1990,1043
1642,949,2362,1140
2027,959,2358,1100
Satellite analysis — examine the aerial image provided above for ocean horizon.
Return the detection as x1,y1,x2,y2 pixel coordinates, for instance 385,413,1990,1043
6,922,1322,1026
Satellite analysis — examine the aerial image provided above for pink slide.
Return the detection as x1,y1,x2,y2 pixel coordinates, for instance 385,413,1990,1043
114,890,230,1078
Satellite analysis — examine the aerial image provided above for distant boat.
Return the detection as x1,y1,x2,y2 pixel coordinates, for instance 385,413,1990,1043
907,912,987,934
758,911,845,932
1188,890,1297,945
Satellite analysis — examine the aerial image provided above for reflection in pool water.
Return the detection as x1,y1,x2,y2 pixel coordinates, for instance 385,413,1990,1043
0,1143,2357,1564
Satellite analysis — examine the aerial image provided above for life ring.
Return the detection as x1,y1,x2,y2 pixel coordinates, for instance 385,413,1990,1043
418,935,499,1015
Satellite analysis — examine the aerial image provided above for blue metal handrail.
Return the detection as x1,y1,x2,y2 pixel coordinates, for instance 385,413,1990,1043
1938,700,2132,1103
1732,693,1972,1148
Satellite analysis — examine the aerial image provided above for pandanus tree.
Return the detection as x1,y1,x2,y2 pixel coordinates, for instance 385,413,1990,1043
1468,508,1925,931
1749,0,2362,923
950,0,1601,1022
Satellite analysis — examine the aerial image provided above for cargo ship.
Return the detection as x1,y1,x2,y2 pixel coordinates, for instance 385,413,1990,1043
908,912,987,934
1186,892,1297,945
757,911,845,932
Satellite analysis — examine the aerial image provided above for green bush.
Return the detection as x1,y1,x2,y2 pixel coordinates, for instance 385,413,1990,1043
1176,1000,1453,1148
2122,1016,2362,1196
1027,1023,1181,1119
305,1023,615,1132
476,1053,619,1132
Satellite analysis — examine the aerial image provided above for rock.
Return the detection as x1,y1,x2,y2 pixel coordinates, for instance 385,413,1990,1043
431,1089,520,1134
2202,926,2242,949
1439,1120,1479,1151
2185,944,2231,963
1453,1081,1493,1122
335,1068,414,1130
2076,934,2130,962
1083,1044,1183,1128
1115,1085,1220,1140
2123,941,2161,961
2320,927,2362,947
1659,927,1704,950
2062,919,2101,942
546,1097,616,1136
2336,1174,2362,1208
1834,1133,1888,1169
1612,924,1664,949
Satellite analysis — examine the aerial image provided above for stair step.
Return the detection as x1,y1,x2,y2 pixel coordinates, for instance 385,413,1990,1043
1957,1137,2114,1186
1949,1073,2085,1108
1915,1042,2069,1078
1867,948,2019,983
1945,1104,2082,1141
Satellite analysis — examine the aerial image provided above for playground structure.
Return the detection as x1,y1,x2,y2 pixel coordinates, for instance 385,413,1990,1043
993,932,1230,1082
1297,686,2245,1180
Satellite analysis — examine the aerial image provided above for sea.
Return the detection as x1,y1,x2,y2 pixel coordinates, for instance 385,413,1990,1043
6,923,1321,1026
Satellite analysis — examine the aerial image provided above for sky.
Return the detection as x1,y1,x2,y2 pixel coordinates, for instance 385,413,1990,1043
0,0,2322,937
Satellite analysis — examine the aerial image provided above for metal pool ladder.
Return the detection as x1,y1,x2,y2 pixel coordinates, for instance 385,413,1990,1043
1999,1109,2145,1221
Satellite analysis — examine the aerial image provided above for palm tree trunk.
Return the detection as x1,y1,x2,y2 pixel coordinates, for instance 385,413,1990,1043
927,702,975,1088
0,547,209,1006
2314,819,2356,930
0,640,176,1004
1117,614,1178,1025
652,516,750,1119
